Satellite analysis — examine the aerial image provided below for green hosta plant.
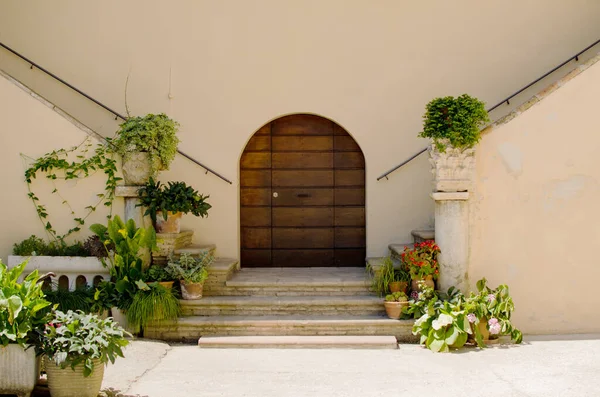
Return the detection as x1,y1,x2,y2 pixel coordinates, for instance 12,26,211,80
110,113,180,173
90,216,157,310
420,94,489,152
0,260,52,347
166,252,212,283
37,310,130,377
412,302,472,353
137,178,211,223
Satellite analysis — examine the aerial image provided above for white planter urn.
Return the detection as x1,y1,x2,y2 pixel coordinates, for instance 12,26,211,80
121,151,159,185
0,344,39,397
428,142,475,192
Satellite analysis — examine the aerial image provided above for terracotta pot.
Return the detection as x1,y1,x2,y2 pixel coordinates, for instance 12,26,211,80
411,275,435,292
158,281,174,289
121,151,159,186
181,280,204,300
45,357,104,397
155,211,182,233
468,318,494,345
389,281,408,293
383,300,408,320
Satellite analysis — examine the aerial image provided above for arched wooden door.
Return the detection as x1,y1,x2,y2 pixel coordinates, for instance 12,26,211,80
240,114,365,267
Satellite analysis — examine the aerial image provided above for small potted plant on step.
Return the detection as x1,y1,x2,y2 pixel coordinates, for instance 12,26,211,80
383,292,409,320
126,281,180,334
166,252,213,299
38,310,130,397
145,264,175,289
0,260,52,397
109,113,180,185
419,94,489,192
402,240,440,292
137,178,211,234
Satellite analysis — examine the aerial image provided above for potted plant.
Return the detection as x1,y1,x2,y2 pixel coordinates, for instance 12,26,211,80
166,252,212,300
419,94,489,192
0,260,52,397
38,310,130,397
368,257,396,297
401,240,440,292
145,264,175,289
383,292,409,320
137,178,211,233
126,283,180,333
109,113,180,185
390,267,411,294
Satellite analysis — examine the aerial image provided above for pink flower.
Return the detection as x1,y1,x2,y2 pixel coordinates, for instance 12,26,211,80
410,291,419,301
488,318,501,335
487,294,496,303
467,313,477,323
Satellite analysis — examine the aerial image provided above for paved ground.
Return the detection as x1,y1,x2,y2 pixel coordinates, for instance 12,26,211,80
102,335,600,397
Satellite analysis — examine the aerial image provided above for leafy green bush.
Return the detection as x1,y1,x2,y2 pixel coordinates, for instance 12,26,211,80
137,178,211,223
43,286,95,314
0,259,52,347
126,284,180,333
110,113,180,173
420,94,489,151
166,252,212,283
145,265,172,282
37,310,130,377
13,235,90,257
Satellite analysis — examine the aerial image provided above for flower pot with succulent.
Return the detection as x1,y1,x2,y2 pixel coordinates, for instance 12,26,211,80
401,240,440,292
166,252,213,300
419,94,489,192
0,260,52,397
137,178,211,234
38,310,130,397
383,292,409,320
110,113,180,185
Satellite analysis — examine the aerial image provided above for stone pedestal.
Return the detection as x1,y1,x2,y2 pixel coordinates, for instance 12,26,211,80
432,192,469,293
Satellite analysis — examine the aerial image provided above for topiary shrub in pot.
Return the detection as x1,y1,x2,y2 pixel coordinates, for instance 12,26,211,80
0,259,52,397
166,252,213,300
109,113,180,185
383,292,409,320
38,310,130,397
419,94,489,192
137,178,211,234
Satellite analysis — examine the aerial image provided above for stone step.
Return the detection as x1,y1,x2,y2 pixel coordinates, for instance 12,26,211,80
197,335,398,349
412,229,434,243
174,244,216,257
180,295,385,316
144,315,416,343
388,243,412,262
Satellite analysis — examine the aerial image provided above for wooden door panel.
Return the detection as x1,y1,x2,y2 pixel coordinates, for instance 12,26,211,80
334,152,364,169
240,152,271,169
334,248,366,267
245,135,271,151
272,152,333,169
272,188,334,206
334,135,361,151
334,188,365,205
241,228,271,249
273,136,333,151
241,250,271,267
240,188,271,206
335,207,365,227
335,170,365,186
273,207,333,227
240,207,271,227
273,228,334,249
240,170,271,187
273,249,334,267
272,170,333,187
272,115,333,136
335,228,366,248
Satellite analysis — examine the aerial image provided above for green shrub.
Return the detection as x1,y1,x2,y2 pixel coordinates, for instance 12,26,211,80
126,284,180,333
420,94,489,151
13,235,90,257
43,286,95,314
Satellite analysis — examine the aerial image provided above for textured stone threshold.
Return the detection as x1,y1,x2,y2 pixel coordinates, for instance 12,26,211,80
198,335,398,349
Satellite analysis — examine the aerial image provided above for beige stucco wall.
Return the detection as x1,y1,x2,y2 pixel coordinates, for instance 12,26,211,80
470,56,600,334
0,72,123,262
0,1,600,264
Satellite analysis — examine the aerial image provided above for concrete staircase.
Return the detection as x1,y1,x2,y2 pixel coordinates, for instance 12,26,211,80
143,236,426,346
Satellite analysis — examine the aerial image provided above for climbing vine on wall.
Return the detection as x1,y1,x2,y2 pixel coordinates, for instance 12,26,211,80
22,137,121,243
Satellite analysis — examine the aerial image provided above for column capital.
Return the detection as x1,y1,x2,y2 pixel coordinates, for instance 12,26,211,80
115,186,142,198
431,192,469,201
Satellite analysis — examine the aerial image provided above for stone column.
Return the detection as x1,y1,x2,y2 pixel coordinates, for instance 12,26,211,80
115,186,152,267
432,192,469,293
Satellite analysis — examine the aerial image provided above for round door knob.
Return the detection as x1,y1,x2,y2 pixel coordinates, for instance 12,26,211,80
273,192,279,198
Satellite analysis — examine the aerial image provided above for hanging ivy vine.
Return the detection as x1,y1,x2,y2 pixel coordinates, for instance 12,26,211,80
22,137,121,243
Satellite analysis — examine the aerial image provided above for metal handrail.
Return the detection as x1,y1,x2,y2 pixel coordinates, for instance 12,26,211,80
377,37,600,181
0,41,233,185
